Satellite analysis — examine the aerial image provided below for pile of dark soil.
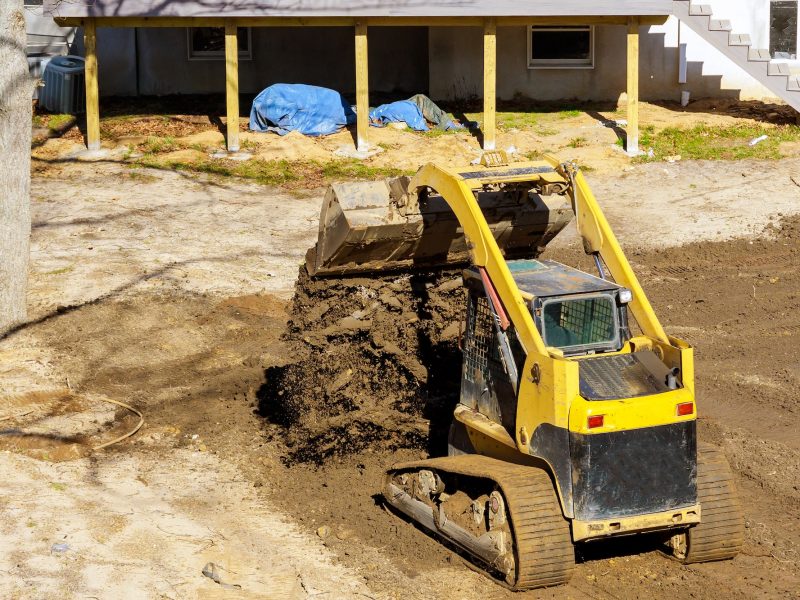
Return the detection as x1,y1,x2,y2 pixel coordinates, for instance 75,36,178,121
259,268,466,464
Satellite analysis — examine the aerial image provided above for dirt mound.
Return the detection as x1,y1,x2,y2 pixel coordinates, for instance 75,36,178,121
259,268,466,464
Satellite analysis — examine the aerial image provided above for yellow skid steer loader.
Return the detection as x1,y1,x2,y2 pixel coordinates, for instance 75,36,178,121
305,153,743,590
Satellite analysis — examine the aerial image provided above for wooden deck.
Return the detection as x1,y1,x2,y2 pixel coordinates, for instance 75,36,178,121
45,1,664,156
46,1,672,18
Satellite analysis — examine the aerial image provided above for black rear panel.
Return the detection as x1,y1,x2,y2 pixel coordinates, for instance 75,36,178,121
571,421,697,521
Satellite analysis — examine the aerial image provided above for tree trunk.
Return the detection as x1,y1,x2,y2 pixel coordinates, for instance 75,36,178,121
0,0,31,334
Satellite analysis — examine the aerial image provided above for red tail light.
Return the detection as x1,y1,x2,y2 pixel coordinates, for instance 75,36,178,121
676,402,694,416
587,415,605,429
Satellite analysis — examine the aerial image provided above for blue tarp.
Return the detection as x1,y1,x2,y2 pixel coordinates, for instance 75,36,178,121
249,83,356,136
369,100,429,131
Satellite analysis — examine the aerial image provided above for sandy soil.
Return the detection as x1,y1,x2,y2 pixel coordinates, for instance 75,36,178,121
33,99,800,180
2,150,799,598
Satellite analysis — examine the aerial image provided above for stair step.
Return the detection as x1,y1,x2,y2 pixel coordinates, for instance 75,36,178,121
788,75,800,91
748,48,771,61
768,62,791,76
709,19,732,31
689,4,713,16
729,33,752,46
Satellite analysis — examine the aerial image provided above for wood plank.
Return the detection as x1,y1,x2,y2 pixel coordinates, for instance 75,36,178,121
84,18,100,151
728,33,752,46
483,18,497,151
225,19,240,152
626,17,639,156
47,0,675,19
355,22,369,152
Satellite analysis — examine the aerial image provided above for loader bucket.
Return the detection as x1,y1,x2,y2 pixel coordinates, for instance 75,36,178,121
305,172,574,278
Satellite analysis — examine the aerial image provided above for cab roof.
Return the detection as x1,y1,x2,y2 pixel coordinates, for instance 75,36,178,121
506,259,622,298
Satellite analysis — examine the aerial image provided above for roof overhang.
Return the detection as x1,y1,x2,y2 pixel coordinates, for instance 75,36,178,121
44,0,673,19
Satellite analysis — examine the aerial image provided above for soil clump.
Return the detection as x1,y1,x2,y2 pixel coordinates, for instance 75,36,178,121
260,268,467,464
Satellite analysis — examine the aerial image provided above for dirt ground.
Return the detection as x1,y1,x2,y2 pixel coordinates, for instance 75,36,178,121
3,113,800,598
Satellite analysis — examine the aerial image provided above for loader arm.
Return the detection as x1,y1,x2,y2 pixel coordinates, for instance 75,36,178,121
408,163,549,358
407,161,581,486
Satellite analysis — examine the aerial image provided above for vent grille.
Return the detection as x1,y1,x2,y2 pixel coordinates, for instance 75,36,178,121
579,352,670,400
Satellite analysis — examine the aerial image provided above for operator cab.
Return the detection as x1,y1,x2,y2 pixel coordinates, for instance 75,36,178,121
508,260,631,357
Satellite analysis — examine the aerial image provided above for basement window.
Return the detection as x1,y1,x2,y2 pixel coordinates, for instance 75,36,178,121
187,27,252,61
528,25,594,69
770,1,798,59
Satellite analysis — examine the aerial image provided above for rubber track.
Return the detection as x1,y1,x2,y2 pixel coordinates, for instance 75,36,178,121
387,455,575,590
683,443,744,563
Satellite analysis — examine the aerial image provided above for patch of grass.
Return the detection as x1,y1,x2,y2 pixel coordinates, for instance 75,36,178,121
558,109,582,119
136,155,411,189
319,160,407,181
240,138,259,151
32,113,75,133
497,112,540,130
640,124,656,148
567,136,588,149
636,123,800,162
48,114,74,131
536,125,558,137
49,482,66,492
140,136,179,154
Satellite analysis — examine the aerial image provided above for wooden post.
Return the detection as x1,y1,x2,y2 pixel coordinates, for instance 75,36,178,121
84,18,100,151
483,18,497,151
225,20,240,153
626,17,640,156
355,22,369,152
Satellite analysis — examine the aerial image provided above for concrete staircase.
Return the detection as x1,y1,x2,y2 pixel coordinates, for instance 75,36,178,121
673,0,800,111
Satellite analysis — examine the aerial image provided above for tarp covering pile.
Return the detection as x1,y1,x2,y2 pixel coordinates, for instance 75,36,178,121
370,94,464,131
249,84,464,136
369,100,429,131
249,83,356,136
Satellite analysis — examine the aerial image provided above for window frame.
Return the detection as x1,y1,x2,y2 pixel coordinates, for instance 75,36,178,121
538,292,621,354
527,25,595,70
186,27,253,61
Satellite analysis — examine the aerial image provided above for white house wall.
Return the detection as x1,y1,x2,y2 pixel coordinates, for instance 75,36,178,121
649,12,776,101
429,7,783,104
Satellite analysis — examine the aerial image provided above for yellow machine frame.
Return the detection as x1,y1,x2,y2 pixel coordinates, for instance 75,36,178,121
406,155,699,538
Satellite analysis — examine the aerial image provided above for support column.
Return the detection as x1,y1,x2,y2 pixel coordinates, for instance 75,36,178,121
84,18,100,151
355,21,369,152
483,18,497,151
225,20,240,153
626,17,640,156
